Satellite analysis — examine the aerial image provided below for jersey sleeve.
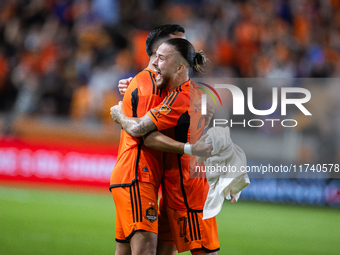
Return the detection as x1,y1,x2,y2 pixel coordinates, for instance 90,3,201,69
123,71,164,118
147,89,190,131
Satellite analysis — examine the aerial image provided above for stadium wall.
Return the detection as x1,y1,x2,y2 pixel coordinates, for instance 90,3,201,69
0,137,117,187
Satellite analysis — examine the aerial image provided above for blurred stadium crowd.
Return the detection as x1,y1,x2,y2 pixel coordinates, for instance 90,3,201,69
0,0,340,163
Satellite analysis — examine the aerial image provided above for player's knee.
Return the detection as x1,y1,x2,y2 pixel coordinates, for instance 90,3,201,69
142,239,157,253
144,244,157,255
156,242,177,255
115,242,131,255
132,242,157,255
130,231,157,255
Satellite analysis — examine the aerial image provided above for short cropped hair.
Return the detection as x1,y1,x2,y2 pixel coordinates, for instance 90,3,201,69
145,24,185,57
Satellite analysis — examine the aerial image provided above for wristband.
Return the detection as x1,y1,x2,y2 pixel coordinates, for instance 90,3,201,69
184,143,192,155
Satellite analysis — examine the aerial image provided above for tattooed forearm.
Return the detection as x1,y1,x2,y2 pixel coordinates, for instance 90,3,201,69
120,114,157,137
110,104,156,137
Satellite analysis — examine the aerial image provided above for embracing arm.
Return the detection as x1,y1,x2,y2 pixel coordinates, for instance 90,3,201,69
111,102,212,157
110,102,182,150
110,102,157,137
144,131,212,157
143,131,185,154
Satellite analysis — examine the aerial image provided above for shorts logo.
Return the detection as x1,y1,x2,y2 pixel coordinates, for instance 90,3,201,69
142,166,149,172
145,207,157,223
159,104,171,115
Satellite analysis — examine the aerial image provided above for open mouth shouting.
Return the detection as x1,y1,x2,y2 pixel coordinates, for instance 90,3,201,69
155,68,162,82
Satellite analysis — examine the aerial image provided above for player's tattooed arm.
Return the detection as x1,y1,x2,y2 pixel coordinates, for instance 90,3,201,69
110,102,157,137
204,103,215,128
144,131,185,153
144,132,213,157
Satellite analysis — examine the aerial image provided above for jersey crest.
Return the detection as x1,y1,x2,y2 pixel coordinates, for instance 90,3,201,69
145,207,157,223
159,104,171,115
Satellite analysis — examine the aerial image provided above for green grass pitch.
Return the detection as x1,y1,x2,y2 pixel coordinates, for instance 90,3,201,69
0,185,339,255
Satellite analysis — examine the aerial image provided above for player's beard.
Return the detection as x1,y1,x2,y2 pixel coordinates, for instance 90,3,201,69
157,75,170,90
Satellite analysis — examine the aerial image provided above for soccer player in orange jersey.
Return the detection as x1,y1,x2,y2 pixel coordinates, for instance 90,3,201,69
111,38,220,255
110,26,213,255
110,25,184,255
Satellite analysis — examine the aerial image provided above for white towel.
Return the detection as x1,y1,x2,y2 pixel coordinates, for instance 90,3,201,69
198,126,250,220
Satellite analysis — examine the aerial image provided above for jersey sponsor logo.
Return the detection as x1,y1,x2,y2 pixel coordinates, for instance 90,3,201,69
145,207,157,223
159,104,171,115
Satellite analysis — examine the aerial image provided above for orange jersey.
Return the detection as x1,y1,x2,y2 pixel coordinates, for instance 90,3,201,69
110,68,167,189
147,79,209,211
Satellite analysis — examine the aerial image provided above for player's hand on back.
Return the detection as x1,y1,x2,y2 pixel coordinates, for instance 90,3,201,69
192,134,212,157
118,77,133,96
110,101,123,123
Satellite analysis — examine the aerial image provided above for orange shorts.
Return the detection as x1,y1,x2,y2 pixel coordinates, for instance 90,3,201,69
158,198,220,254
111,181,158,243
